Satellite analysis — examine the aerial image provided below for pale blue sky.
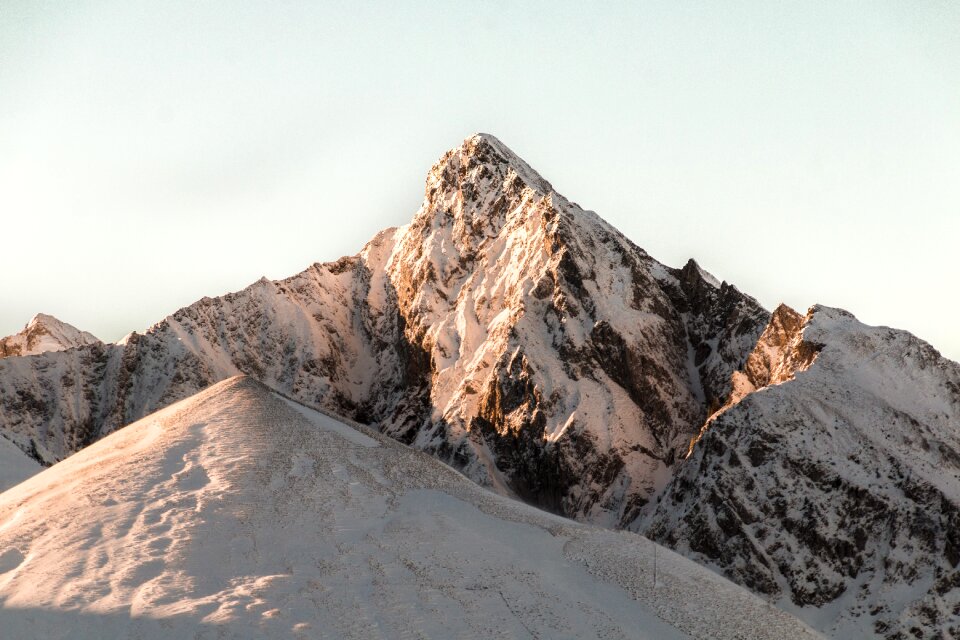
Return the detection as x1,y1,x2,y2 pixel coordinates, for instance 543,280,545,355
2,1,958,360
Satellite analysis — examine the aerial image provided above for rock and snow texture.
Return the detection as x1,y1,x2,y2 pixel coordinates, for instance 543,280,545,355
0,313,100,358
0,376,819,640
383,135,768,527
639,305,960,639
0,134,768,529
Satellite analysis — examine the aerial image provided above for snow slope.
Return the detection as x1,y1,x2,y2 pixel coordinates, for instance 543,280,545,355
0,376,819,639
0,313,100,358
639,305,960,639
0,437,40,493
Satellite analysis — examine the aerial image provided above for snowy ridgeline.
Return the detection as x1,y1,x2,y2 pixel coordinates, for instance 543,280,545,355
0,377,820,640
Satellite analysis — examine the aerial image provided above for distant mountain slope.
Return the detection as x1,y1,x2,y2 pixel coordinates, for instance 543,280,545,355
0,313,100,358
0,436,40,492
0,376,819,640
638,305,960,639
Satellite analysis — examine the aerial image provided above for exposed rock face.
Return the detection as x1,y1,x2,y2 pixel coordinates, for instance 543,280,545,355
638,305,960,639
669,258,776,412
0,134,768,529
0,313,100,358
682,303,821,456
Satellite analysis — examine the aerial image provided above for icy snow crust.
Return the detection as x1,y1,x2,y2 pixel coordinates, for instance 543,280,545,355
0,377,819,639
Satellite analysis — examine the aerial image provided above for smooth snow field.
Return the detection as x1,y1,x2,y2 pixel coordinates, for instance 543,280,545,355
0,377,819,639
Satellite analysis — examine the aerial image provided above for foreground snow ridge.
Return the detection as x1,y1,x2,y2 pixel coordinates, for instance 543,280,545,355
0,376,818,639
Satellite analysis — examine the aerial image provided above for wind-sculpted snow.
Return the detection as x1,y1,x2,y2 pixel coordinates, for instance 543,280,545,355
639,305,960,639
0,377,820,639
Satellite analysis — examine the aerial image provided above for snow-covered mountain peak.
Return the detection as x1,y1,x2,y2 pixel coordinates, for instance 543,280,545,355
5,131,958,636
443,132,553,193
801,304,869,348
388,134,569,343
415,134,559,237
0,313,100,358
26,312,57,328
376,134,771,524
0,133,769,530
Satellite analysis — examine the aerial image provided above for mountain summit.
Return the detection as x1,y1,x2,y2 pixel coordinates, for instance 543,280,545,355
0,313,100,358
385,132,769,524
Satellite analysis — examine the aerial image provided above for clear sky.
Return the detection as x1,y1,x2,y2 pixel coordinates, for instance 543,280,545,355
2,1,958,361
